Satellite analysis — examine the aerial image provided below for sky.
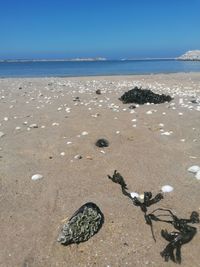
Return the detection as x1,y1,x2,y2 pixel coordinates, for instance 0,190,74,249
0,0,200,59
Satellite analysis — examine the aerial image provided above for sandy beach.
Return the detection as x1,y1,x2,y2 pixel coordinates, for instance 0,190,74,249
0,73,200,267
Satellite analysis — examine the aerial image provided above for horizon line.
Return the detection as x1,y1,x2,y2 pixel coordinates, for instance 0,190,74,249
0,57,177,62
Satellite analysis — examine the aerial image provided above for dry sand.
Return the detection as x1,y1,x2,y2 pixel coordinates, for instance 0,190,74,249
0,73,200,267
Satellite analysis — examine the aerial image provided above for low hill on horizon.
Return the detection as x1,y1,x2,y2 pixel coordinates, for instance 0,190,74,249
177,50,200,61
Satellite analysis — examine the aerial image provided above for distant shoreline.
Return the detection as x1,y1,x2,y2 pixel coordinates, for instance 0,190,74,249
0,58,175,63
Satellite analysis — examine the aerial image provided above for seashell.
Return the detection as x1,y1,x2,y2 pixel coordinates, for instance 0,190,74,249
74,154,82,160
195,171,200,180
187,165,200,174
81,131,89,136
0,132,5,138
31,174,43,181
161,185,174,193
139,194,144,200
130,192,139,198
161,131,171,136
57,202,104,245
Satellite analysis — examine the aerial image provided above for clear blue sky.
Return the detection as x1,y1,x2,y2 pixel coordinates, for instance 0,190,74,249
1,0,200,59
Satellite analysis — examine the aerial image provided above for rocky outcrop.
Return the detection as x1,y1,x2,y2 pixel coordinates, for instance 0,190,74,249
177,50,200,61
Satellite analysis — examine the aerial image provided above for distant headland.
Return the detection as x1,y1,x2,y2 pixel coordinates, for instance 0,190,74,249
177,50,200,61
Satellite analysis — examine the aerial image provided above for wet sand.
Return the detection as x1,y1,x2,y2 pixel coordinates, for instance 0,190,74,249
0,73,200,267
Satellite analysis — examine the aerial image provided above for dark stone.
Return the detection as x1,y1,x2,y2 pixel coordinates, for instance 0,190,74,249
119,87,172,105
73,96,80,102
57,202,104,245
96,89,101,95
129,104,136,109
19,87,22,90
95,139,109,147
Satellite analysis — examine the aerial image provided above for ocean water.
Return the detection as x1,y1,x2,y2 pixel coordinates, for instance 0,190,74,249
0,60,200,78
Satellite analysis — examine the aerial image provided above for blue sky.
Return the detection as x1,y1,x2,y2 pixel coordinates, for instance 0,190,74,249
1,0,200,59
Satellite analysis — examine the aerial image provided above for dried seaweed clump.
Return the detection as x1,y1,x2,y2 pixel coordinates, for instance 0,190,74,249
119,87,172,104
57,202,104,245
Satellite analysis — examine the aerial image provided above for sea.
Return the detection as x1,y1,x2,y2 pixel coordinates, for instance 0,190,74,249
0,59,200,78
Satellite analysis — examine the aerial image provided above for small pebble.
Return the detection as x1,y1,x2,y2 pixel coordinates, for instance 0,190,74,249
60,152,65,156
86,155,93,160
95,139,109,147
31,174,43,181
15,126,21,130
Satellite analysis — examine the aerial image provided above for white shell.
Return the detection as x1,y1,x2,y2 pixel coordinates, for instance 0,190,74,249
161,131,171,136
81,131,88,136
130,192,139,198
195,171,200,180
0,132,5,138
74,154,82,159
31,174,43,181
187,165,200,174
139,194,144,200
161,185,174,193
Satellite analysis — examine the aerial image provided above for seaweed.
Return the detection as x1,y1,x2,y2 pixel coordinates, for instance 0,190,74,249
119,87,172,105
57,202,104,245
107,170,199,263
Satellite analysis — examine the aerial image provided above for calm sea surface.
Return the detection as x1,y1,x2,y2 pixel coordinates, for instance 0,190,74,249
0,60,200,78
